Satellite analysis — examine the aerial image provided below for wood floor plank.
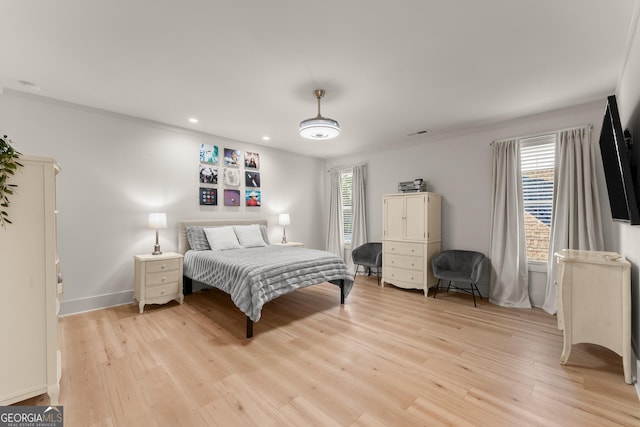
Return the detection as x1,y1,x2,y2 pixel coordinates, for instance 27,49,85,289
13,276,640,426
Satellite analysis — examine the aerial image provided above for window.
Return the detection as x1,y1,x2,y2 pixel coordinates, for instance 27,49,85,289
340,170,353,244
520,135,556,262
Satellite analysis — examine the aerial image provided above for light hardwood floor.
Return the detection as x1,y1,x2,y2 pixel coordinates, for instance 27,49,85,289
18,276,640,426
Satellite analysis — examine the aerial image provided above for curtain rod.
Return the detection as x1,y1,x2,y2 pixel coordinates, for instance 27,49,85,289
490,124,592,146
327,162,367,173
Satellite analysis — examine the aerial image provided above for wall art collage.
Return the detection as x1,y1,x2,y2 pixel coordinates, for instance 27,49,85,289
199,144,261,207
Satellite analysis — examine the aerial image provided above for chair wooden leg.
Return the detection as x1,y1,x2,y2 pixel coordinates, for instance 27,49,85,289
353,265,359,281
433,279,441,299
376,267,381,286
446,281,452,293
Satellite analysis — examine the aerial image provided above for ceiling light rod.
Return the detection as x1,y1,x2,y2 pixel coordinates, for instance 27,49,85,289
313,89,325,118
299,88,340,140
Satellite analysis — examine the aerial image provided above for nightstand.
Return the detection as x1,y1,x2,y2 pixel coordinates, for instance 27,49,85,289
274,242,304,247
134,252,184,313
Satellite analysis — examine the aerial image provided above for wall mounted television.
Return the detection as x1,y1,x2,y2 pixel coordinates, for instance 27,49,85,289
598,94,640,224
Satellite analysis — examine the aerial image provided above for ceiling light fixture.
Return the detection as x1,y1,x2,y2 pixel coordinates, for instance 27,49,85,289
188,117,199,123
299,89,340,140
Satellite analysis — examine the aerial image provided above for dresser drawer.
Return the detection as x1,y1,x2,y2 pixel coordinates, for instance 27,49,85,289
384,253,423,271
146,258,180,274
384,241,424,257
384,266,424,285
146,282,180,299
146,270,181,287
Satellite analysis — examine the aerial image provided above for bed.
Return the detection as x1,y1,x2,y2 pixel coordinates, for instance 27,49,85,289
178,219,354,338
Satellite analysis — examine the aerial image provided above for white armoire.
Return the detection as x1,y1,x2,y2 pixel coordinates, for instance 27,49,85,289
382,193,442,296
0,156,62,405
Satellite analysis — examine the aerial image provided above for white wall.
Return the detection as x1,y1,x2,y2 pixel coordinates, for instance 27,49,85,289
324,100,615,301
0,90,325,315
615,4,640,367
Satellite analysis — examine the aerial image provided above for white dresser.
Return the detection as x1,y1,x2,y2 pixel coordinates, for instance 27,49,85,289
0,156,62,405
555,249,631,384
382,193,442,296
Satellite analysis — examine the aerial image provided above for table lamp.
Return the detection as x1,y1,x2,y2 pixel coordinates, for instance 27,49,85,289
278,213,290,244
148,212,167,255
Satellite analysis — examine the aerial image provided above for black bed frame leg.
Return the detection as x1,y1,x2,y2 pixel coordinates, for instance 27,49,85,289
340,280,345,304
183,276,193,295
246,317,253,339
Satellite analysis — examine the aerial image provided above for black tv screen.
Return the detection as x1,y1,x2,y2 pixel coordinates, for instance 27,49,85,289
598,95,640,224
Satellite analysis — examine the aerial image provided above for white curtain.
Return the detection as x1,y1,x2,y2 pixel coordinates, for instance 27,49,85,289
489,139,531,308
542,126,604,314
348,165,368,269
326,170,344,258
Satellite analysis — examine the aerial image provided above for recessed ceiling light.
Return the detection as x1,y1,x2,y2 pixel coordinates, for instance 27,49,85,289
188,118,199,124
18,80,41,91
262,136,270,141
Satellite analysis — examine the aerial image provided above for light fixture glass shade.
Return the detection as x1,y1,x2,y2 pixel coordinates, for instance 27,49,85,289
299,117,340,140
299,89,340,140
278,213,291,226
147,212,167,229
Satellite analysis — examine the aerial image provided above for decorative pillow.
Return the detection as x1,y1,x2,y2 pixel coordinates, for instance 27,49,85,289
233,224,267,248
259,224,270,245
186,226,210,251
204,226,242,251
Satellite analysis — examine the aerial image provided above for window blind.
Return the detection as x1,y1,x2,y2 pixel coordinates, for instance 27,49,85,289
341,171,353,244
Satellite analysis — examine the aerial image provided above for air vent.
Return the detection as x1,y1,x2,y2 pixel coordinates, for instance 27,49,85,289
407,129,430,136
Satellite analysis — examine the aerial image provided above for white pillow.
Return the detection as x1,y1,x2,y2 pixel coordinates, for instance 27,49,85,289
203,226,241,251
233,224,267,248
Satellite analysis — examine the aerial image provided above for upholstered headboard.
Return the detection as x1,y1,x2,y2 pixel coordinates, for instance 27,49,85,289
178,219,269,254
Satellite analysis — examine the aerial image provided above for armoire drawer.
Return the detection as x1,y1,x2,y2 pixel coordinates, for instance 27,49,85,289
384,241,424,257
383,266,424,285
384,253,423,271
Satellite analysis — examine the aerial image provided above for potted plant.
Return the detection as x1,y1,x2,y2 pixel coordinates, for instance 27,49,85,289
0,135,23,228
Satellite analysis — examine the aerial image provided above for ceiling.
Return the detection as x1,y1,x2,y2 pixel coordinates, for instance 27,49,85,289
1,0,637,159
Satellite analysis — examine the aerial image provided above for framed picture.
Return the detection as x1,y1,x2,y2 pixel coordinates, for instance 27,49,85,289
224,189,241,206
245,171,260,188
199,188,217,205
224,148,241,167
244,151,260,169
200,144,218,164
199,165,218,184
223,168,240,186
245,190,261,206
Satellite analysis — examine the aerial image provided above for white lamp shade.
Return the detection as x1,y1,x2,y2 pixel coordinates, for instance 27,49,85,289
278,213,291,226
147,212,167,229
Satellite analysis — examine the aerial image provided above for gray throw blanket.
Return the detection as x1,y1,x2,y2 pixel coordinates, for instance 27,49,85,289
184,246,354,321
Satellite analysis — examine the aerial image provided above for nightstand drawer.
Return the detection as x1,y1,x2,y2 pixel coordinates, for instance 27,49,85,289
146,258,180,274
146,270,181,287
146,282,180,299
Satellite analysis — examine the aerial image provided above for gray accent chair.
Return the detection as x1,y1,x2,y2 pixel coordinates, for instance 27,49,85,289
351,242,383,285
431,250,485,307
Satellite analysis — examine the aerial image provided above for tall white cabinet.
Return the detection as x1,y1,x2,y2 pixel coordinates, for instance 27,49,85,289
0,156,62,405
382,193,442,296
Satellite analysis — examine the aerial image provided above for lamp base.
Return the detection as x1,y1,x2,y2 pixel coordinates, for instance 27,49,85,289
152,229,162,255
281,236,287,244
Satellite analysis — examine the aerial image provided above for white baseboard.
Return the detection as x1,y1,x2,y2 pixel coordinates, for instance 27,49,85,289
59,290,134,316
